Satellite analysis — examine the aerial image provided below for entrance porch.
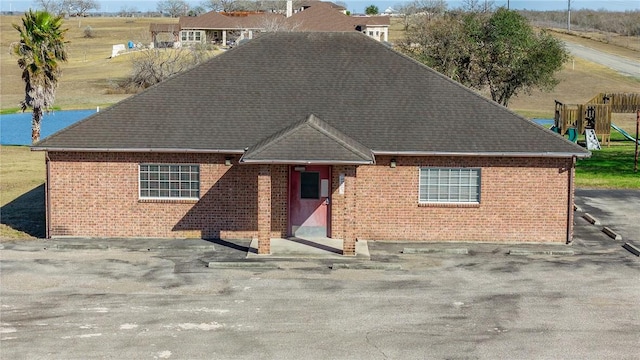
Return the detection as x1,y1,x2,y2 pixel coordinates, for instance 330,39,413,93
240,114,375,257
247,237,370,259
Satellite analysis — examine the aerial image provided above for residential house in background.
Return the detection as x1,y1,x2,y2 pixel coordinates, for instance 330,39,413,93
150,0,389,47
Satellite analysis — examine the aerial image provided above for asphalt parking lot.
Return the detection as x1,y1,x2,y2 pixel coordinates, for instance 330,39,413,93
1,190,639,359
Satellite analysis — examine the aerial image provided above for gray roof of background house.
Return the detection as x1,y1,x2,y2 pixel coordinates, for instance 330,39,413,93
34,32,589,160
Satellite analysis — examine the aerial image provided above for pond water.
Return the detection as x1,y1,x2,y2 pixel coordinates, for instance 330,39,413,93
0,109,96,145
532,118,555,126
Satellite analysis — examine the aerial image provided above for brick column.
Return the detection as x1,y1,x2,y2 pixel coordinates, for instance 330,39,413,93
566,157,576,244
257,164,272,255
342,166,357,256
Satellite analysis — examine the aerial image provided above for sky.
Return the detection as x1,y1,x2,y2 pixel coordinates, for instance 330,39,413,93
2,0,639,14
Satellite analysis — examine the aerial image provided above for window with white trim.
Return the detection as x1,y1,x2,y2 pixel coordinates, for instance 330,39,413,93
139,164,199,199
180,31,203,42
419,168,480,203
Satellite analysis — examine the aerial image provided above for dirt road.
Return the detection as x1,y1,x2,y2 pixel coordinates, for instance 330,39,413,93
564,41,640,78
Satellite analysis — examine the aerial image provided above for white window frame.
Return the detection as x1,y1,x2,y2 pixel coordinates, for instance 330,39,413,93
180,30,203,42
419,167,480,204
139,164,200,200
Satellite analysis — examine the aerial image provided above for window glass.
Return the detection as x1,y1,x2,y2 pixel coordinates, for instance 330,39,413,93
300,172,320,199
140,164,199,199
419,168,480,203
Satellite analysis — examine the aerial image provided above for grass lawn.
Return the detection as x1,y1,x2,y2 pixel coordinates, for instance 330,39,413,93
1,15,177,111
576,142,640,189
0,146,45,239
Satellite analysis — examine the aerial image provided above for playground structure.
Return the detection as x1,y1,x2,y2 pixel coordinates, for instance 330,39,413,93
553,93,640,148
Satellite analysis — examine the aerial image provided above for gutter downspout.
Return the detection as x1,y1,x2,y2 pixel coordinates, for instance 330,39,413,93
45,152,51,239
566,155,576,244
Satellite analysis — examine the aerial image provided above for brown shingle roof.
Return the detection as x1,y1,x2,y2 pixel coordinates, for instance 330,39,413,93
355,16,390,26
285,2,357,31
34,32,589,159
169,2,387,34
298,1,346,11
179,11,283,30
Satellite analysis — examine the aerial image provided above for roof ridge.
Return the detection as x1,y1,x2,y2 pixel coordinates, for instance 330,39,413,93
304,114,373,161
241,113,374,163
244,115,312,158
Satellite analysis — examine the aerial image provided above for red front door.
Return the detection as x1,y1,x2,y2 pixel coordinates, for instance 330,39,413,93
289,165,330,238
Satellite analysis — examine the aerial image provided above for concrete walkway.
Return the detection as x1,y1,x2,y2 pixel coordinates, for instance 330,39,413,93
246,237,370,260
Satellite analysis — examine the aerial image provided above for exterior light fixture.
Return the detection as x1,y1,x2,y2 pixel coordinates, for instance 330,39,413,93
390,159,396,168
225,157,232,166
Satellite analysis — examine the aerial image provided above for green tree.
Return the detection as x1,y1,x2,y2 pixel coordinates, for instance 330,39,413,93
399,8,569,107
12,10,68,143
365,5,379,15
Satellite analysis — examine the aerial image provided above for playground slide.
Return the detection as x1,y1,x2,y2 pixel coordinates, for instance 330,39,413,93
550,125,578,143
611,123,640,145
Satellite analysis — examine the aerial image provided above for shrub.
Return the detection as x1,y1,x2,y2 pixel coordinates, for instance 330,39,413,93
83,26,95,38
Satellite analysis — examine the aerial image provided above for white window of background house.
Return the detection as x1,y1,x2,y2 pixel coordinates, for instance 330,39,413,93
181,31,202,42
419,168,480,203
139,164,200,199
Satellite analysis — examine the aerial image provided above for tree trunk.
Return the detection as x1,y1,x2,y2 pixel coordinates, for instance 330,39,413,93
32,107,42,144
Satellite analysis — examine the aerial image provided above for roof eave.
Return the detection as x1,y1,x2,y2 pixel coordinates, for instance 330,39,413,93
181,26,264,30
30,147,246,154
238,159,374,165
372,150,591,159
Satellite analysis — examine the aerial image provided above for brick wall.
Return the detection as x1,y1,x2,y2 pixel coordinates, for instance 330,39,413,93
47,152,287,239
349,156,573,243
48,152,573,243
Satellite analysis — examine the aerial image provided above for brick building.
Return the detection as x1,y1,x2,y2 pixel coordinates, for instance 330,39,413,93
33,32,589,255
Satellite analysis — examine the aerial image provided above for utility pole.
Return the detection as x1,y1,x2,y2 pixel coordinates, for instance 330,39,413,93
507,0,510,10
635,110,639,173
567,0,571,31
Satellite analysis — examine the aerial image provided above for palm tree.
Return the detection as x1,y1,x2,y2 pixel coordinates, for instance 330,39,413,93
13,10,68,144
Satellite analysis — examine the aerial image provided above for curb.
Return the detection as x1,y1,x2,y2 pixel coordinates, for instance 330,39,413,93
148,245,216,252
402,248,469,255
208,261,280,269
53,243,215,252
622,243,640,257
602,227,622,241
53,244,110,250
582,213,600,225
508,249,575,256
331,263,403,270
